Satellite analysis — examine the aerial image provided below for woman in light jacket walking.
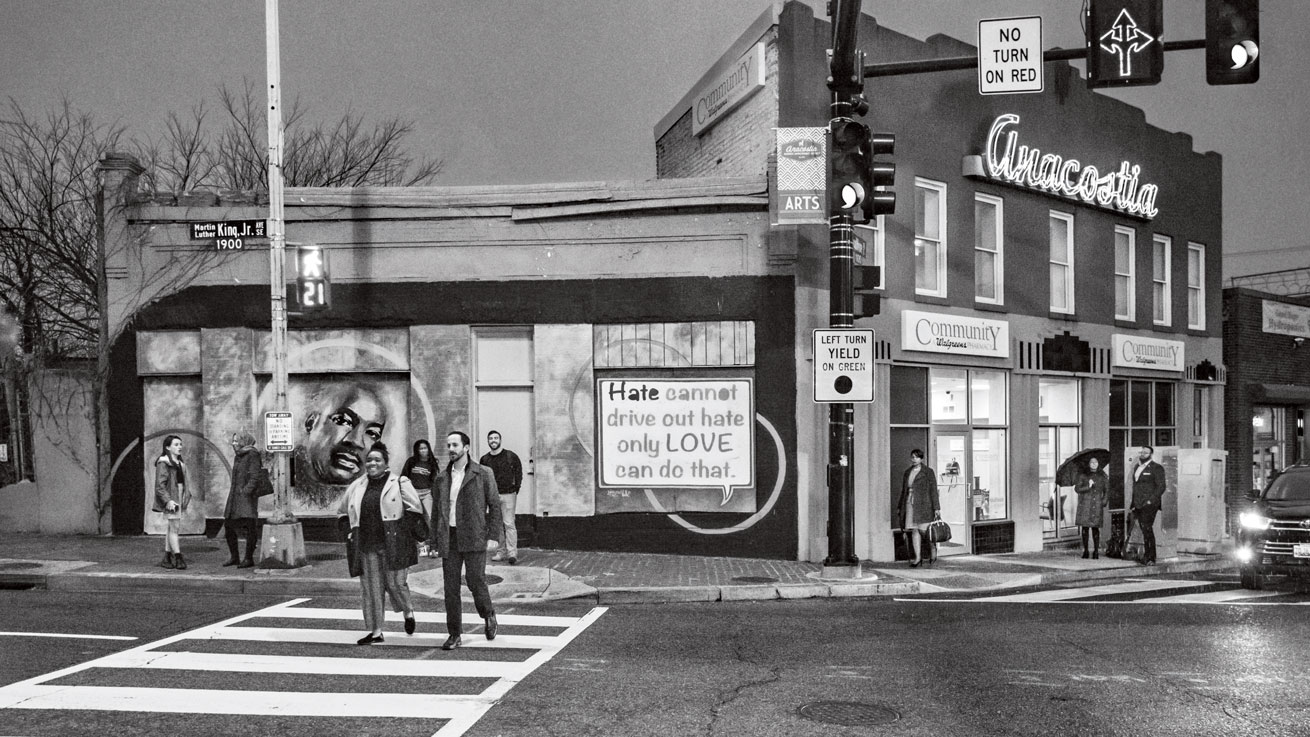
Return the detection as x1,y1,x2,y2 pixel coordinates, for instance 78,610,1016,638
152,435,189,570
897,448,941,567
223,431,262,568
339,442,427,645
1074,456,1108,559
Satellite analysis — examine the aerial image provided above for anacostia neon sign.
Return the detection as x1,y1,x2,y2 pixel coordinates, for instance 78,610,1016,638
984,113,1159,219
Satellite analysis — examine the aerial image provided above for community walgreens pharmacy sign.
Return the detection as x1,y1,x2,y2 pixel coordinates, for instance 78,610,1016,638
1112,334,1184,372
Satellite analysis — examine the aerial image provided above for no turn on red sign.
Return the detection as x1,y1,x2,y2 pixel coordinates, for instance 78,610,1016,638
813,328,874,403
978,16,1043,95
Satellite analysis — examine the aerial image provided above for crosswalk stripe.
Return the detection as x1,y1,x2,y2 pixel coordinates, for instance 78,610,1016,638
1133,588,1290,604
0,684,486,719
268,608,581,628
0,598,607,733
969,579,1212,602
99,650,531,679
202,626,562,650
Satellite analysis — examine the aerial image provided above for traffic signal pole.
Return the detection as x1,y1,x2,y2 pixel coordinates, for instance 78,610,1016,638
822,1,863,576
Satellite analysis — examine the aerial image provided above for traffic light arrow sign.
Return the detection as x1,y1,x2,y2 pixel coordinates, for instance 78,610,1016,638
1099,9,1157,77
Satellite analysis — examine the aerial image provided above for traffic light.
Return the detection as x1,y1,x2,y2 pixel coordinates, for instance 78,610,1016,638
853,264,881,318
1206,0,1259,85
296,244,330,311
1085,0,1163,88
828,119,895,225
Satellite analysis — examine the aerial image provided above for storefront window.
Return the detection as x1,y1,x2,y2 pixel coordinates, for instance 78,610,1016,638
1110,378,1176,496
971,370,1007,425
930,369,967,424
1252,406,1287,492
930,368,1008,525
1039,378,1081,538
972,428,1007,521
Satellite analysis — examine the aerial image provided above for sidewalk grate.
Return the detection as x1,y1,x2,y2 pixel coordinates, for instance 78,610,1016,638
798,700,899,727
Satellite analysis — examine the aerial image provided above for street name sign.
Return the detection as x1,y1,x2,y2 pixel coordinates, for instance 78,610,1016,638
190,220,268,251
813,328,874,403
978,16,1043,95
264,411,294,452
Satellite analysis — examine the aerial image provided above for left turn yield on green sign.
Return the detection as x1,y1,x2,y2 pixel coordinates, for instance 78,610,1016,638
813,328,874,403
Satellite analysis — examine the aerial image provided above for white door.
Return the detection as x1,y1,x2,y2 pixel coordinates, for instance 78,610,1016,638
473,328,534,511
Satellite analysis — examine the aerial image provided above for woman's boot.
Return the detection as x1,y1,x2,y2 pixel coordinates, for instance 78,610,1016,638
240,528,257,568
159,552,175,569
223,527,240,566
173,552,187,570
1091,528,1101,559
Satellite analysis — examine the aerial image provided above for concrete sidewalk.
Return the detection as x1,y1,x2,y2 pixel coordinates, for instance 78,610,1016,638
0,533,1235,604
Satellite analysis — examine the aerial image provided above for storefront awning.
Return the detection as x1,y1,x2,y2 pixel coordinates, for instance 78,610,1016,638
1257,383,1310,404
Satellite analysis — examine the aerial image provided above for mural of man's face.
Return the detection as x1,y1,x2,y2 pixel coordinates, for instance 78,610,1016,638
304,385,387,485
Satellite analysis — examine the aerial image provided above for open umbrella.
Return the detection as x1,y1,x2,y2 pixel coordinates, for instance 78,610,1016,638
1054,448,1111,487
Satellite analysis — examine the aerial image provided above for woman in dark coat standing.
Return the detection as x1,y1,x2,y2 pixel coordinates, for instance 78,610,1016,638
1074,456,1108,559
897,448,941,567
338,442,426,645
224,431,262,568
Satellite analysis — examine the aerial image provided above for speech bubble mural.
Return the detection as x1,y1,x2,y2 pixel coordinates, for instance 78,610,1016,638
596,378,755,505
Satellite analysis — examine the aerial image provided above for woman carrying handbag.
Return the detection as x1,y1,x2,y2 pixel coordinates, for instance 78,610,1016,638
897,449,941,567
338,442,427,645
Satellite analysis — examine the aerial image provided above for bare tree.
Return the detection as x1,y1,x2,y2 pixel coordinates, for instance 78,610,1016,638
0,90,444,529
139,79,443,194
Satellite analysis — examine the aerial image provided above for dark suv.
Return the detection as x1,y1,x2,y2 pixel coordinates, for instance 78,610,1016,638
1236,463,1310,589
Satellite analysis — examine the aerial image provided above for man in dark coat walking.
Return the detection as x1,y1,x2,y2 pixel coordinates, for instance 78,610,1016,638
430,431,504,650
1130,445,1167,565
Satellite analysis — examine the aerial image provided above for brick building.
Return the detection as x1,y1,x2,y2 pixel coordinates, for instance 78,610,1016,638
655,3,1225,559
1222,287,1310,509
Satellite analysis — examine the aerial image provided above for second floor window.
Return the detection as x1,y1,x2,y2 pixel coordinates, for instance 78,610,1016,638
1153,234,1172,326
915,178,947,297
1049,211,1074,314
1188,242,1206,329
974,194,1003,304
1114,226,1136,321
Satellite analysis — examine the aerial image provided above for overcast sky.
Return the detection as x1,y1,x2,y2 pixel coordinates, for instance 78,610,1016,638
3,0,1305,279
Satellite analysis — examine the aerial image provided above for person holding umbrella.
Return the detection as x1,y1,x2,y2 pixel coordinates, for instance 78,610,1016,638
1074,455,1108,558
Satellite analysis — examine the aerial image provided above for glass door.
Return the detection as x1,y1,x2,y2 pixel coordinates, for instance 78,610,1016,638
933,432,970,556
1039,426,1080,538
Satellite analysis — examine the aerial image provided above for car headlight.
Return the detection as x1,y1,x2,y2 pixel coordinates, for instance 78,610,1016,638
1240,512,1272,531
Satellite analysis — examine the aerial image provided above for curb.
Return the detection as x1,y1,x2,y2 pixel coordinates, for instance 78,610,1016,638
589,579,921,605
945,555,1235,594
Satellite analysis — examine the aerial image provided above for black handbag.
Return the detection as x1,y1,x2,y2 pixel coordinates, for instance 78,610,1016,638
338,516,362,578
926,518,952,544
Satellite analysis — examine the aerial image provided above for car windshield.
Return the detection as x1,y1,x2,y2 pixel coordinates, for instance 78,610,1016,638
1265,472,1310,501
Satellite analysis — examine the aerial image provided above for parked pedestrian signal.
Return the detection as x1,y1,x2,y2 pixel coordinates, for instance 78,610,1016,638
1206,0,1259,85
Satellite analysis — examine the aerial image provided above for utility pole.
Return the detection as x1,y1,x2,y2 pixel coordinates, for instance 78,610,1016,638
260,0,306,568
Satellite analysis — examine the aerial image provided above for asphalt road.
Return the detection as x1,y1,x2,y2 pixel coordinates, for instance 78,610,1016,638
0,572,1307,737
